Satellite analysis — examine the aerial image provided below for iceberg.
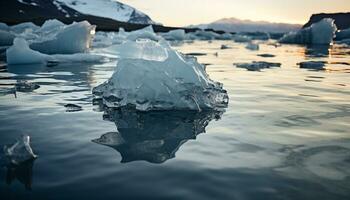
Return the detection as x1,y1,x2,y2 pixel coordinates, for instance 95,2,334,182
6,38,50,65
7,38,106,65
233,34,252,43
280,18,337,45
161,29,186,41
3,135,37,165
93,39,228,111
30,21,96,54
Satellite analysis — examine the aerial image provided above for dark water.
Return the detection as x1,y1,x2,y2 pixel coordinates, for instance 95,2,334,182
0,40,350,199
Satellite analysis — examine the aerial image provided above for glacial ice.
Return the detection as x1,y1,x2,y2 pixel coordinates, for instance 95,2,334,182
280,18,337,45
125,25,161,41
3,135,37,165
6,38,50,65
6,38,105,65
161,29,186,41
30,21,96,54
93,38,228,111
233,35,252,43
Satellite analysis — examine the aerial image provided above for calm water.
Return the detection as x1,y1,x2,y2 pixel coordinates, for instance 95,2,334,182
0,40,350,200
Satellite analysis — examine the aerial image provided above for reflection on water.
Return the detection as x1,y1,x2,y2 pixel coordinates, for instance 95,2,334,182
93,108,225,163
5,160,35,190
304,45,330,58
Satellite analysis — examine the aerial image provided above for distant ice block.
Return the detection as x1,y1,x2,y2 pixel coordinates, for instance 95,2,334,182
0,30,15,46
10,22,40,34
233,35,252,43
234,61,281,71
336,28,350,40
298,61,326,70
3,135,37,165
125,25,161,41
7,37,106,65
220,44,230,49
6,38,50,65
93,39,228,111
161,29,186,41
30,21,96,54
280,18,337,45
245,42,259,50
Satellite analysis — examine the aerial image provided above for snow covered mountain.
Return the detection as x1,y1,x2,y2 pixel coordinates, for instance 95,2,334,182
4,0,155,25
56,0,155,24
194,17,301,33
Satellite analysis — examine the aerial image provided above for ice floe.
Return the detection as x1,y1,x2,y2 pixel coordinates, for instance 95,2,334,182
234,61,281,71
245,42,259,50
93,37,228,111
280,18,337,45
298,61,326,70
3,135,37,165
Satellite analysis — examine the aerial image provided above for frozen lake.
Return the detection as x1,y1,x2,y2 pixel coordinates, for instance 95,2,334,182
1,40,350,199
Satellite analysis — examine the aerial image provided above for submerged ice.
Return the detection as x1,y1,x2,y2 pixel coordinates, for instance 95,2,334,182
93,38,228,111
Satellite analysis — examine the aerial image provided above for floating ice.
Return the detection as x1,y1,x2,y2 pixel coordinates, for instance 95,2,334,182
0,30,15,46
280,18,337,45
6,38,50,65
93,39,228,111
298,61,326,70
6,37,106,65
3,135,37,165
161,29,186,41
220,44,230,49
336,28,350,40
15,80,40,92
257,53,275,58
10,22,39,34
233,35,252,43
125,25,161,42
234,61,281,71
64,103,83,112
245,42,259,51
30,21,96,54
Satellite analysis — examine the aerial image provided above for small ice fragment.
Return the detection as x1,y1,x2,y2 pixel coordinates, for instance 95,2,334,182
298,61,326,70
234,61,281,71
220,44,230,49
3,135,37,165
245,42,259,50
64,103,83,112
15,80,40,92
257,53,275,58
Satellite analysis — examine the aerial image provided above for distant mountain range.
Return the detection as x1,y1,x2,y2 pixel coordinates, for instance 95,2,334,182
192,17,302,33
0,0,155,25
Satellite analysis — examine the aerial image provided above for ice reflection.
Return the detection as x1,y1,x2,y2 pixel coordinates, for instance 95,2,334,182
5,160,35,190
304,45,330,58
93,108,225,163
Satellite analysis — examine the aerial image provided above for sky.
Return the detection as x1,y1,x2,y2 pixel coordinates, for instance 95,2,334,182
119,0,350,26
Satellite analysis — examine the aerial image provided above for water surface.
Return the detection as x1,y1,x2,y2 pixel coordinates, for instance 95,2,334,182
0,40,350,199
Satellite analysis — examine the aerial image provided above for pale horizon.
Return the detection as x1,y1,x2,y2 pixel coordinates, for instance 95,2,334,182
119,0,350,26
